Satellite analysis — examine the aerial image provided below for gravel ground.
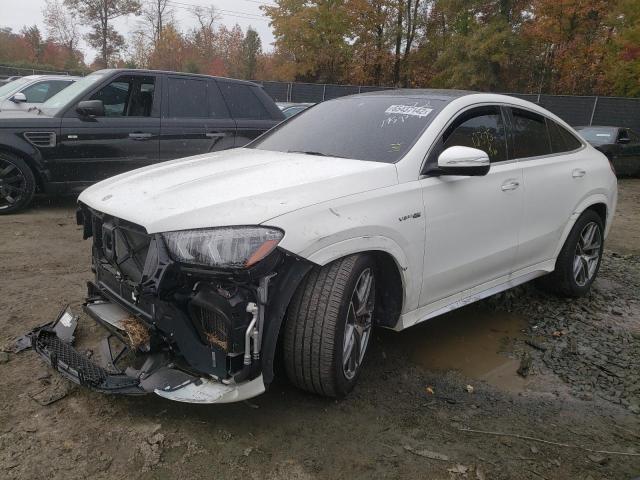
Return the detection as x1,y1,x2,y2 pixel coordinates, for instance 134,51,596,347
0,179,639,480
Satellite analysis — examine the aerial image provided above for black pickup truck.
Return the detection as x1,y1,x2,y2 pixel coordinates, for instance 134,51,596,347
0,69,284,214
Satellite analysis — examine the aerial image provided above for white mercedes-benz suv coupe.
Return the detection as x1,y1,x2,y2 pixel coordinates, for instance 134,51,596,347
28,90,617,404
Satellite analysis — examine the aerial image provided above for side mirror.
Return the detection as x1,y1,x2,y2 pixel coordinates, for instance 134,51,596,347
437,146,490,176
10,92,27,103
76,100,105,117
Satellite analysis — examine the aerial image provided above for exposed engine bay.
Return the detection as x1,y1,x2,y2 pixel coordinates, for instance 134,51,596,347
20,204,313,403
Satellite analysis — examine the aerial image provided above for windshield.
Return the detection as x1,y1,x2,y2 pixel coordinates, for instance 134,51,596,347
575,127,618,145
42,72,107,110
0,77,31,99
252,96,448,163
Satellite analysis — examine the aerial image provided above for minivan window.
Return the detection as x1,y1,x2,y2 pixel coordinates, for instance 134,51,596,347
548,119,582,153
252,96,448,163
167,77,208,118
220,83,270,119
510,108,551,159
442,106,507,162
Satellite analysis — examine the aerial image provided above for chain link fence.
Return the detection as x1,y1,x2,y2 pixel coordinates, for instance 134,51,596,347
0,65,73,78
255,81,640,131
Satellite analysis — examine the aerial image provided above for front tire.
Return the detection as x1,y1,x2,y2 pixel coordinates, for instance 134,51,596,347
283,254,376,397
538,210,604,297
0,152,36,215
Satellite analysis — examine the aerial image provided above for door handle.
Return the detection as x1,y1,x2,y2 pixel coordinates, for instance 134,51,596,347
206,132,227,138
572,168,586,178
501,180,520,191
129,132,153,141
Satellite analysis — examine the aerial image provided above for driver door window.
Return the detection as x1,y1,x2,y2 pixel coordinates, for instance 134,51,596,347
90,76,156,117
442,106,507,163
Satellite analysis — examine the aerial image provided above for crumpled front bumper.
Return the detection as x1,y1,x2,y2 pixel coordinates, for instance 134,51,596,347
23,304,265,404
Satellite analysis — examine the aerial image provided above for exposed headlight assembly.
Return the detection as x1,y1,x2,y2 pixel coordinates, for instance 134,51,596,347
162,227,284,269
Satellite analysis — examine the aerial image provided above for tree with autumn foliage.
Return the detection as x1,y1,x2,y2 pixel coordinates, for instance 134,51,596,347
261,0,640,96
64,0,142,68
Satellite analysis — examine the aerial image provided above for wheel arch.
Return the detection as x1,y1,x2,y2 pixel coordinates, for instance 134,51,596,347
303,236,408,327
262,246,406,386
554,195,610,259
0,146,46,192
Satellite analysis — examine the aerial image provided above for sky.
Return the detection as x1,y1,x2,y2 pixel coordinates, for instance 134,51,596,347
1,0,277,62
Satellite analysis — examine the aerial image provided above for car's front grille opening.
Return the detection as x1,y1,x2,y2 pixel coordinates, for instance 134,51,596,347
24,131,56,148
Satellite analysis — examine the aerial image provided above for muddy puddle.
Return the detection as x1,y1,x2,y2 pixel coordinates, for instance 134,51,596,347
395,305,529,391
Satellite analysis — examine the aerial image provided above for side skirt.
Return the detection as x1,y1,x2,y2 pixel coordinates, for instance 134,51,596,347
394,263,553,331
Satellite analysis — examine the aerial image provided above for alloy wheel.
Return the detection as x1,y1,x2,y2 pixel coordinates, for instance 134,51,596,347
342,268,375,380
0,159,27,211
573,221,602,287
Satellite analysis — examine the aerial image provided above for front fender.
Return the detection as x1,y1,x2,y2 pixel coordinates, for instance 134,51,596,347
0,132,49,180
266,183,426,315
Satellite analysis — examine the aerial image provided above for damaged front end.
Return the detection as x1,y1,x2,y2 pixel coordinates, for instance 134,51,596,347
23,204,312,403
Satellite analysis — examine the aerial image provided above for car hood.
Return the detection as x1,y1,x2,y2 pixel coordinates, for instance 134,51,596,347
79,148,398,233
0,109,57,127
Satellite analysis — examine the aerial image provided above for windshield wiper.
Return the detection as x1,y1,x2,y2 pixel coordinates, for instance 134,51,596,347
287,150,345,158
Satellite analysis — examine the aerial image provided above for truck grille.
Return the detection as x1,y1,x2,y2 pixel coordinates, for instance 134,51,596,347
24,131,56,148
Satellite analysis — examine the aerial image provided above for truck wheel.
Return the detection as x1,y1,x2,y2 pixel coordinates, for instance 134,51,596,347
284,254,376,397
0,152,36,215
537,210,604,297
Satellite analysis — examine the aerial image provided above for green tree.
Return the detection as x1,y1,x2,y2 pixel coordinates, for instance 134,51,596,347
241,27,262,79
65,0,141,68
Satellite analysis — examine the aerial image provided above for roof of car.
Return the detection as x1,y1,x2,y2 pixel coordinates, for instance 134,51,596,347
575,125,621,130
355,88,477,99
20,75,80,81
95,69,260,87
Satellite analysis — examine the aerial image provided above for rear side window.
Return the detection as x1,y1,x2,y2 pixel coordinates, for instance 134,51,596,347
510,108,551,159
442,106,507,162
220,83,270,119
167,77,208,118
548,119,582,153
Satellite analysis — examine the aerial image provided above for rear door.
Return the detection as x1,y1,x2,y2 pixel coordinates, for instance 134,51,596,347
218,81,283,146
159,75,235,160
510,108,587,272
54,73,161,183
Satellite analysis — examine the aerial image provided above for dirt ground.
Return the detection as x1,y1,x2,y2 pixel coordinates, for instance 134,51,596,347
1,180,639,480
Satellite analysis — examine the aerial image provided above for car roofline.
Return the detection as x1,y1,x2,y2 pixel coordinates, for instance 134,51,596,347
92,68,261,87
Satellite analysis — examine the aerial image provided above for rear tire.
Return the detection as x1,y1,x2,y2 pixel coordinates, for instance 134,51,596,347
0,152,36,215
283,254,376,397
537,210,604,297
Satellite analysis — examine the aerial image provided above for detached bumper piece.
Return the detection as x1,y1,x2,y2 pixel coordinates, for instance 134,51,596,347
33,328,144,394
25,305,265,403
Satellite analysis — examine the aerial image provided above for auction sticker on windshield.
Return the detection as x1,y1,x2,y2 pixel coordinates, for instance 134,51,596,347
385,105,433,117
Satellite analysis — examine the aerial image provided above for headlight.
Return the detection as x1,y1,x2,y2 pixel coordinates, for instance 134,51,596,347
162,227,284,269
